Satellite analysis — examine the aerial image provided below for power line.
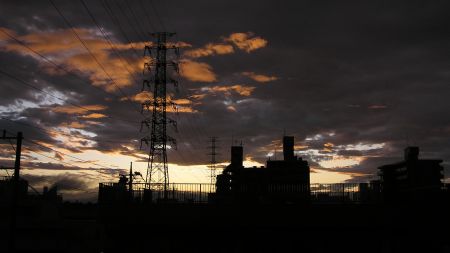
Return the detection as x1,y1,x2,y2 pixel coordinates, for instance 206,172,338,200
2,122,204,183
49,0,142,113
0,68,139,124
111,0,147,42
99,0,141,59
79,0,142,86
0,117,139,145
24,146,86,169
138,0,157,32
148,0,167,31
2,129,118,170
121,0,150,39
22,148,124,181
0,27,139,108
79,0,209,160
22,137,120,170
25,139,117,169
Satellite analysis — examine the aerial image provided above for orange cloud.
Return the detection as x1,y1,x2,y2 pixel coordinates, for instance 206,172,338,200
1,27,146,92
225,32,268,53
227,105,237,112
136,93,198,113
323,142,334,153
183,32,267,59
80,113,107,119
61,122,87,129
168,106,198,113
189,94,207,100
242,71,278,83
54,151,64,161
180,59,217,82
324,142,334,148
127,91,153,103
166,41,192,48
53,104,107,114
205,85,255,96
171,98,192,105
184,43,234,58
0,27,16,40
368,105,387,109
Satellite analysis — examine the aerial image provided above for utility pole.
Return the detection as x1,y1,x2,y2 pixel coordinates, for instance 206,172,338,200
140,32,179,199
129,162,133,201
208,137,219,185
1,130,23,253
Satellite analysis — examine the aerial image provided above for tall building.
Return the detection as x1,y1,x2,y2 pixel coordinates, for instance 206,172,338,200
214,136,310,204
378,147,444,202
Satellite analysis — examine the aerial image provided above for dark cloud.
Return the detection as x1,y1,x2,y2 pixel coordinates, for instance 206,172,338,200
22,172,98,201
1,0,449,201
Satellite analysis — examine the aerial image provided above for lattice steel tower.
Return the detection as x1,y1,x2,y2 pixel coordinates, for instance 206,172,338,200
141,32,179,199
208,137,219,185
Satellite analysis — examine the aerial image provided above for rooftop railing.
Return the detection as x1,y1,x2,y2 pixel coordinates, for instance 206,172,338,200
98,182,383,204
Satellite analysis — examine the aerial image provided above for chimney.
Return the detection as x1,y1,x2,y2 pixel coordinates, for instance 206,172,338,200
231,146,243,167
283,136,295,161
404,146,419,161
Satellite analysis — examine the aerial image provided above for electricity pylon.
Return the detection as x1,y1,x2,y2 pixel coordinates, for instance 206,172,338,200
140,32,179,199
208,137,219,185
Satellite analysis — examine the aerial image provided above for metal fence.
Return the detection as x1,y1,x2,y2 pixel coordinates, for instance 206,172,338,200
99,182,384,204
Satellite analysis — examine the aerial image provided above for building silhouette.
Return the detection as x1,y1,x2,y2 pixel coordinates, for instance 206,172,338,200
214,136,310,204
378,146,444,203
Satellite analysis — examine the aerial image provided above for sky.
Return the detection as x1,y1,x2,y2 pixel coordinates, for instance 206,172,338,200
0,0,449,201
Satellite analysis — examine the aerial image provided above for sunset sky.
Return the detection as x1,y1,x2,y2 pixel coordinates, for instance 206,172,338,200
0,0,449,201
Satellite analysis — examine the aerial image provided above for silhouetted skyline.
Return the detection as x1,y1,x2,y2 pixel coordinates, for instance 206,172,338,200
0,0,449,202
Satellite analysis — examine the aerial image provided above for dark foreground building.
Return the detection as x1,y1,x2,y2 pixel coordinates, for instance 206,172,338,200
214,136,310,203
379,147,444,203
1,146,449,252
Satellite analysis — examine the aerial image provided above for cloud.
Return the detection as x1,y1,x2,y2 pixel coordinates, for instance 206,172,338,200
171,98,193,105
54,151,64,161
127,91,152,103
129,91,198,113
52,104,107,114
189,94,207,100
242,71,278,82
227,105,237,112
1,27,145,92
203,85,256,96
180,59,217,82
60,121,87,129
184,43,234,58
1,0,450,199
183,32,267,58
368,104,388,109
163,96,199,113
80,113,107,119
0,27,16,40
224,32,268,53
169,106,198,113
